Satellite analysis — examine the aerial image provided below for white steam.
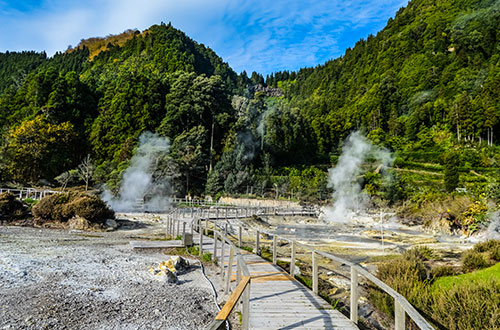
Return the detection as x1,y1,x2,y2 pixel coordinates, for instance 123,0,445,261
324,131,393,222
486,212,500,240
103,132,171,212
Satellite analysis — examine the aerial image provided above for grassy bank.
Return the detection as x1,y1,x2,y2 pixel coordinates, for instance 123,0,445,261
370,242,500,330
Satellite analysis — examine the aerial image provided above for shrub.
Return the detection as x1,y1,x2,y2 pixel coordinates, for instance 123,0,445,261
32,192,114,224
430,280,500,330
64,194,114,224
430,265,456,278
0,192,27,221
371,243,500,330
473,240,500,253
461,250,490,273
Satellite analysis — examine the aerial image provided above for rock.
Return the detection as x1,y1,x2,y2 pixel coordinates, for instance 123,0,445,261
166,270,178,284
328,277,350,290
171,256,189,270
67,216,92,231
293,264,301,277
105,219,119,229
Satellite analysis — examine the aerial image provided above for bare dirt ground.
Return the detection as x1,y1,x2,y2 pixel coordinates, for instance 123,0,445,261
0,213,219,330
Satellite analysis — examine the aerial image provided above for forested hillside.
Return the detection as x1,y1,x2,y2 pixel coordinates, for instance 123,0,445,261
267,0,500,158
1,0,500,229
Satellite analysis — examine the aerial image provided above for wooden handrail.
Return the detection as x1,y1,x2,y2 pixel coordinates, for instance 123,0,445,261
215,276,251,321
173,207,434,330
232,223,435,330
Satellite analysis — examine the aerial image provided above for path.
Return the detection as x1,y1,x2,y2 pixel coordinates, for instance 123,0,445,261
187,219,358,330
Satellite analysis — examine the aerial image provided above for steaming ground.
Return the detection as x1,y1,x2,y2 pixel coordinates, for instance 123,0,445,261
0,214,218,330
103,132,172,212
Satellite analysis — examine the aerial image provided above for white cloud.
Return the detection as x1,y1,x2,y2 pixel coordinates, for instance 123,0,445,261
0,0,409,73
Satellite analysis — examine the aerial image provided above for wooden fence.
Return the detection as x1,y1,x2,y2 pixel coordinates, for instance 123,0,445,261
166,208,435,330
0,187,60,200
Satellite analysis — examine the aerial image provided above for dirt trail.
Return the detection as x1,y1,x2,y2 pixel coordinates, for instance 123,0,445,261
0,214,218,330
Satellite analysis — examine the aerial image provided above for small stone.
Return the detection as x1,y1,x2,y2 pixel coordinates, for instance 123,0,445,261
166,270,178,283
105,219,119,229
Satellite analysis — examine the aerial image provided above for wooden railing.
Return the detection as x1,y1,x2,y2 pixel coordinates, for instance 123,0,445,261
166,209,435,330
0,187,60,200
165,216,252,330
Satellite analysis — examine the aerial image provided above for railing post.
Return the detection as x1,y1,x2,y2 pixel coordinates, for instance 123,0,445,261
256,231,260,255
242,282,250,330
272,235,277,265
225,246,234,293
213,232,218,262
199,224,204,257
238,226,242,247
221,235,226,279
176,219,180,237
312,251,318,294
237,257,241,284
182,222,186,237
395,300,405,330
190,219,194,235
205,218,209,235
350,267,359,323
290,241,296,277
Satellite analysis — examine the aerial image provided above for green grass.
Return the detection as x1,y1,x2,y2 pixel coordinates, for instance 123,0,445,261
241,246,253,253
433,262,500,291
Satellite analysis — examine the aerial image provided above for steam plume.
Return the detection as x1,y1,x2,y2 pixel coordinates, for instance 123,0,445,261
324,131,393,222
103,132,171,212
486,212,500,240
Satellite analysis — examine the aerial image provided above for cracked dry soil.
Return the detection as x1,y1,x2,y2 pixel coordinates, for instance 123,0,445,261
0,216,218,330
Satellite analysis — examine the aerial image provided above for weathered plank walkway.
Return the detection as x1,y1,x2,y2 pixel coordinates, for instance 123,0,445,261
187,222,358,330
242,254,358,329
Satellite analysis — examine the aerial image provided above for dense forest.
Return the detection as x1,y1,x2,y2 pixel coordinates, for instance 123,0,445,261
1,0,500,232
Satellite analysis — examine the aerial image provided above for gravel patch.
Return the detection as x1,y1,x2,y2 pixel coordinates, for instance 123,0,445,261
0,215,218,329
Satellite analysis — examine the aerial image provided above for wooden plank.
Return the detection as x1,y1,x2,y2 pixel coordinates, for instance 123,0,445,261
215,276,250,321
129,240,183,249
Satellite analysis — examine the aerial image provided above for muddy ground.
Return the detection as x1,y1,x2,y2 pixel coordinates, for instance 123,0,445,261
0,214,220,330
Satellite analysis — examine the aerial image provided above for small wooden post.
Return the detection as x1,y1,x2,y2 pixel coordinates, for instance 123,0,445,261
225,208,228,219
238,226,242,247
242,283,250,329
256,231,260,255
290,241,296,277
199,225,204,256
176,219,180,237
272,235,277,265
190,219,194,235
394,300,405,330
225,246,234,293
213,232,218,262
221,235,226,276
312,251,318,294
236,257,241,284
350,267,359,323
216,208,219,218
205,218,209,235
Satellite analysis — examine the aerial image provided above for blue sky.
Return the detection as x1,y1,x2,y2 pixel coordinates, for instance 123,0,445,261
0,0,408,75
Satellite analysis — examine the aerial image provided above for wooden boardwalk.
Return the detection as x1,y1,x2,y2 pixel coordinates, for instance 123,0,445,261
190,225,358,330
